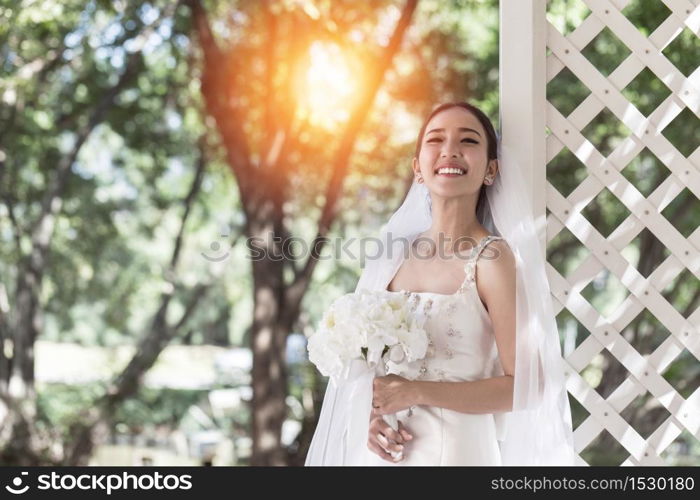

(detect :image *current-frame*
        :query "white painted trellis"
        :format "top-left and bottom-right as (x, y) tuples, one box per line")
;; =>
(500, 0), (699, 465)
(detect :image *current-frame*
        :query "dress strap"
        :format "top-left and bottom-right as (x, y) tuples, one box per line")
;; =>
(457, 235), (504, 292)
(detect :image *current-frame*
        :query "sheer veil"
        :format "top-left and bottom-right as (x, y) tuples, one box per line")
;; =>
(305, 136), (576, 465)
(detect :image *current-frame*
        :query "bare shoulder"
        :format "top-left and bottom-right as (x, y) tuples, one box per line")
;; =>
(481, 238), (515, 271)
(475, 238), (516, 301)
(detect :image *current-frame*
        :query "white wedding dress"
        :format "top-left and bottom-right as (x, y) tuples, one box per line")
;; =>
(372, 235), (507, 466)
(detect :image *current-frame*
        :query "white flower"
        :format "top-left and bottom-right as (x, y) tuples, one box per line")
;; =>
(307, 289), (429, 383)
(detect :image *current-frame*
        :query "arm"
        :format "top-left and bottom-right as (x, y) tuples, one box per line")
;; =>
(412, 376), (513, 413)
(373, 240), (517, 415)
(416, 239), (517, 413)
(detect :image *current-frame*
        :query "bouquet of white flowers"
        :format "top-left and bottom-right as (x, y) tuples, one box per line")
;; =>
(307, 289), (429, 459)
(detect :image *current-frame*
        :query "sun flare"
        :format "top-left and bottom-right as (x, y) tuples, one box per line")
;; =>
(296, 42), (359, 129)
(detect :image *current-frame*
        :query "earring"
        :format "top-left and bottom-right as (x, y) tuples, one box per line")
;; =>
(416, 174), (423, 183)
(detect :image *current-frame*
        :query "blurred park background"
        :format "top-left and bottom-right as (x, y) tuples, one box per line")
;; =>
(0, 0), (697, 466)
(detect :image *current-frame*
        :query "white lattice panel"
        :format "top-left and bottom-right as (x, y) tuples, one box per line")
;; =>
(543, 0), (700, 465)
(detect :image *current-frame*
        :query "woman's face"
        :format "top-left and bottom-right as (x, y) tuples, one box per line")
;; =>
(413, 107), (497, 198)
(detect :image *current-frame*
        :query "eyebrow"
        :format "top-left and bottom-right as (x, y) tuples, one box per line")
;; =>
(425, 127), (481, 137)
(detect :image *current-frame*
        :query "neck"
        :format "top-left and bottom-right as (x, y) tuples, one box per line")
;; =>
(421, 194), (487, 253)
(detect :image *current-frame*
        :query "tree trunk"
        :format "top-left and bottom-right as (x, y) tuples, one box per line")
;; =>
(248, 204), (291, 465)
(188, 0), (419, 465)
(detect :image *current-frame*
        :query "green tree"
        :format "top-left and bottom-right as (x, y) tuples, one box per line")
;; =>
(0, 0), (216, 464)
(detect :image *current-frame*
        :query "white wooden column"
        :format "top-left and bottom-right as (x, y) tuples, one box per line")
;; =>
(499, 0), (548, 256)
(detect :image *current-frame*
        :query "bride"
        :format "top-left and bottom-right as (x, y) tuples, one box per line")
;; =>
(305, 102), (576, 466)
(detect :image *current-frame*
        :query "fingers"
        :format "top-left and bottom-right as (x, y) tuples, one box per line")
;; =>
(368, 419), (405, 462)
(370, 416), (412, 444)
(367, 431), (404, 463)
(370, 419), (402, 445)
(398, 421), (414, 441)
(377, 432), (404, 454)
(381, 423), (407, 445)
(367, 439), (400, 463)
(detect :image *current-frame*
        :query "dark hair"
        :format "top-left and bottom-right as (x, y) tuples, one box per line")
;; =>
(414, 102), (499, 219)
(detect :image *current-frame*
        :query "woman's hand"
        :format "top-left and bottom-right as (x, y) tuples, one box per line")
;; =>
(367, 407), (413, 462)
(372, 374), (418, 415)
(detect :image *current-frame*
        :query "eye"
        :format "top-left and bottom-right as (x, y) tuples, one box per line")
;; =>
(462, 138), (478, 144)
(427, 138), (441, 143)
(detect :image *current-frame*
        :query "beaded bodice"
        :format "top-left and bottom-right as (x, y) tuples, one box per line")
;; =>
(384, 235), (505, 394)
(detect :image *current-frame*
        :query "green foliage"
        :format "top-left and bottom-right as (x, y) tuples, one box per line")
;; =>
(0, 1), (247, 346)
(2, 0), (695, 466)
(113, 387), (208, 431)
(36, 382), (208, 441)
(36, 382), (105, 434)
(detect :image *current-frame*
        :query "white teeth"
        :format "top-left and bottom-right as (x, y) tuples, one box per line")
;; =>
(436, 167), (465, 175)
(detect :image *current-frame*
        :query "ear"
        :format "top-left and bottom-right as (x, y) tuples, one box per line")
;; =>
(488, 159), (499, 178)
(412, 157), (420, 176)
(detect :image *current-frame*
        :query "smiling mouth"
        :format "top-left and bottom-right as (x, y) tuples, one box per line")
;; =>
(434, 166), (467, 177)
